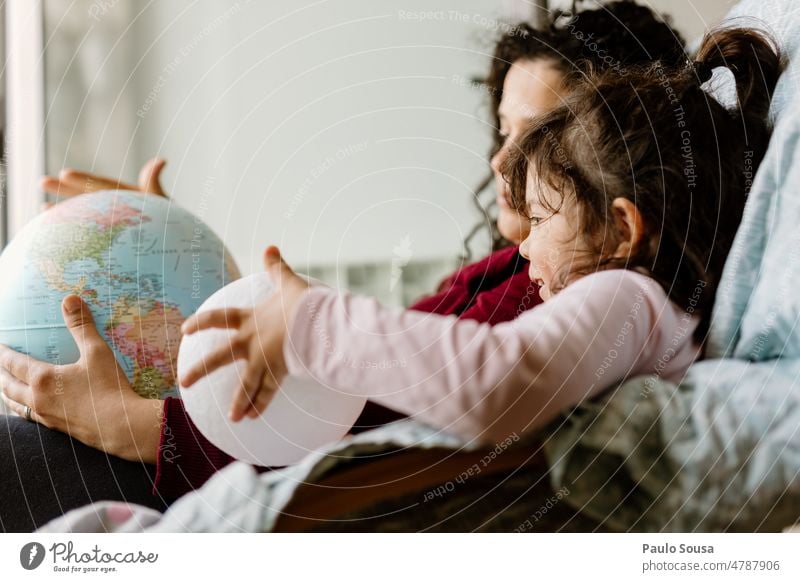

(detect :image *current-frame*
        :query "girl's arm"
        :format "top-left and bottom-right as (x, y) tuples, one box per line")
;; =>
(285, 269), (698, 443)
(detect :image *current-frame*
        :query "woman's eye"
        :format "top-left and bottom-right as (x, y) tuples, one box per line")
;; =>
(530, 216), (544, 225)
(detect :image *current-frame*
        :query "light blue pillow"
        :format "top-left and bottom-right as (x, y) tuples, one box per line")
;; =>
(705, 0), (800, 359)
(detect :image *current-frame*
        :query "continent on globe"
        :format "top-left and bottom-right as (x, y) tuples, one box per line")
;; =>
(106, 296), (184, 399)
(32, 200), (148, 293)
(0, 190), (239, 400)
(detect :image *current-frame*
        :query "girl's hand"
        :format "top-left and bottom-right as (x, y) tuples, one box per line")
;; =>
(0, 296), (163, 463)
(180, 246), (310, 421)
(40, 157), (168, 209)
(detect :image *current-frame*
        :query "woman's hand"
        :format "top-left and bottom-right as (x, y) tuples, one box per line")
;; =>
(40, 157), (168, 208)
(0, 296), (163, 463)
(180, 246), (310, 422)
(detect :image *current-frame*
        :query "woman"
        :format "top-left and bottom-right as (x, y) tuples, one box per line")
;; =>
(0, 1), (686, 531)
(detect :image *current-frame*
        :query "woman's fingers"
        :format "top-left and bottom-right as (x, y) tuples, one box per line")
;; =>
(180, 338), (247, 388)
(0, 344), (37, 383)
(138, 157), (168, 196)
(0, 368), (29, 404)
(0, 393), (40, 423)
(58, 169), (135, 191)
(40, 161), (167, 201)
(41, 170), (136, 197)
(40, 177), (80, 197)
(61, 295), (109, 360)
(0, 374), (43, 424)
(40, 176), (99, 197)
(181, 308), (244, 335)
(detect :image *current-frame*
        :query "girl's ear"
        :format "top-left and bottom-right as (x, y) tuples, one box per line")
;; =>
(610, 197), (645, 259)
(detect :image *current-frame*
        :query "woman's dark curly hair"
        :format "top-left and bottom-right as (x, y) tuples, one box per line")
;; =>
(466, 0), (687, 254)
(501, 27), (782, 341)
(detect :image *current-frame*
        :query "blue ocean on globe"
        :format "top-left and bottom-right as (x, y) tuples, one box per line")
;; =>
(0, 190), (240, 399)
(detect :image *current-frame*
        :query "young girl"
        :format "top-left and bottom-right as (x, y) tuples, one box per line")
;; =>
(181, 27), (781, 443)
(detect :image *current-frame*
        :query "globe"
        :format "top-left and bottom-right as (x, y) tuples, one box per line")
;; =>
(0, 190), (240, 399)
(178, 273), (367, 466)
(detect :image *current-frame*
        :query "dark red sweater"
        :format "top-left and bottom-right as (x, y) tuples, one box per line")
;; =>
(154, 246), (540, 500)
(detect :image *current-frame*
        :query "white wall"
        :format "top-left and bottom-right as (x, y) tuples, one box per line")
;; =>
(47, 0), (521, 278)
(642, 0), (738, 40)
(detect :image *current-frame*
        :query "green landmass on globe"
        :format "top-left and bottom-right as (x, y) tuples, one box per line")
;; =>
(0, 190), (240, 399)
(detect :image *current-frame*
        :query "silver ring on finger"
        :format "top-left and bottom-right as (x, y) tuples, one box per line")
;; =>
(24, 405), (33, 422)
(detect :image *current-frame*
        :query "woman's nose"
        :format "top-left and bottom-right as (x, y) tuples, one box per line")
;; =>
(490, 144), (507, 173)
(519, 235), (530, 260)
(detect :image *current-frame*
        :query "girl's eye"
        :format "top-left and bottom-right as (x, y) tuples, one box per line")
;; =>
(530, 216), (544, 226)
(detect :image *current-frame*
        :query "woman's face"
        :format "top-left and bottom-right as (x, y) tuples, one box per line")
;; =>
(491, 59), (566, 245)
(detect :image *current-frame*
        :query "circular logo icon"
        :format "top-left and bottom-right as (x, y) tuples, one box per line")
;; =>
(20, 542), (46, 570)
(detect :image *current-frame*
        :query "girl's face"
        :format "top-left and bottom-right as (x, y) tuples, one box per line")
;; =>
(518, 173), (585, 301)
(491, 59), (566, 245)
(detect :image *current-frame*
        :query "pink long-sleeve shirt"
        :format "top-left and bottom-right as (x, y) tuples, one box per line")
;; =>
(284, 269), (701, 444)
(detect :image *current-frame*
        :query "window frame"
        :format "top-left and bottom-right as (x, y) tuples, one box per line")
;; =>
(4, 0), (45, 245)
